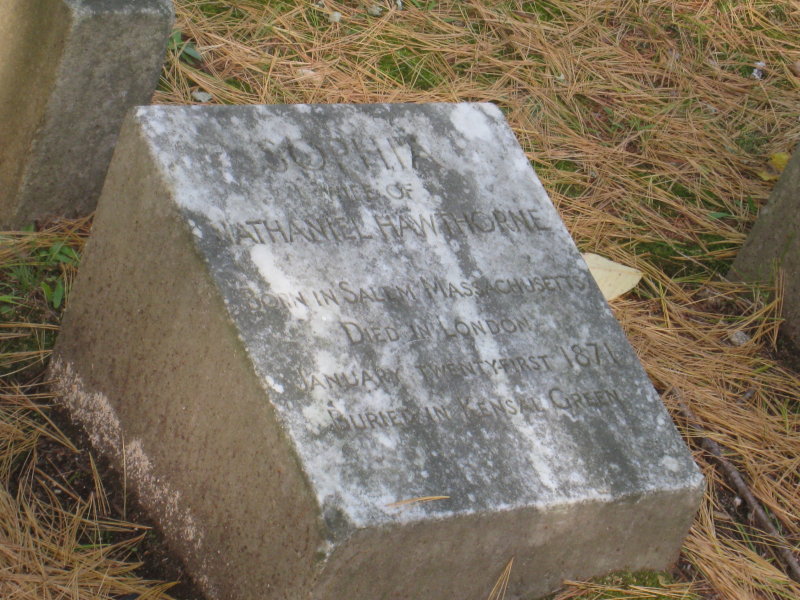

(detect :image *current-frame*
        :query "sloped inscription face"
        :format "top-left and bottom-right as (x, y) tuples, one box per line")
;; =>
(137, 104), (700, 531)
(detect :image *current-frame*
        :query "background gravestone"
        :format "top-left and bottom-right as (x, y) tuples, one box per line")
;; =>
(731, 144), (800, 345)
(0, 0), (173, 228)
(52, 103), (704, 600)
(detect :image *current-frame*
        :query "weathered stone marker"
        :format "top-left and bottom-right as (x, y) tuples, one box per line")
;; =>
(52, 104), (703, 600)
(731, 144), (800, 345)
(0, 0), (173, 227)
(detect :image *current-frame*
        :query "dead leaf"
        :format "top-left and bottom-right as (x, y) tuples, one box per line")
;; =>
(757, 152), (791, 181)
(769, 152), (790, 172)
(582, 253), (643, 300)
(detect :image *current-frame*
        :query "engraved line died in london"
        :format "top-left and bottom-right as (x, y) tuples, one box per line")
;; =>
(227, 208), (551, 246)
(340, 314), (532, 345)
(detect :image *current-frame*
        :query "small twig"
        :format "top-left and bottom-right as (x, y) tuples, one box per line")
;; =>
(34, 467), (82, 504)
(386, 495), (450, 508)
(121, 436), (127, 520)
(487, 557), (514, 600)
(672, 388), (800, 583)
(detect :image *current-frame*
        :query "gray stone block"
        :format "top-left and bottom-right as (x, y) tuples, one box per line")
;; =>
(52, 104), (703, 600)
(731, 144), (800, 344)
(0, 0), (173, 227)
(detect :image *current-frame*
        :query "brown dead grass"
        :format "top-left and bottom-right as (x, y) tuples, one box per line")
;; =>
(1, 220), (175, 599)
(2, 0), (799, 598)
(157, 0), (799, 274)
(0, 382), (174, 599)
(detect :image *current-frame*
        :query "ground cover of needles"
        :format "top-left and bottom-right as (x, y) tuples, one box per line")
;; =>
(1, 2), (799, 599)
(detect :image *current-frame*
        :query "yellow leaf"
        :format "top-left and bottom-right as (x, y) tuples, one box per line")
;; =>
(768, 152), (790, 173)
(582, 253), (643, 300)
(757, 169), (780, 182)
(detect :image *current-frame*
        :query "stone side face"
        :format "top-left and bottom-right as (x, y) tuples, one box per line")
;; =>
(315, 487), (702, 600)
(0, 1), (71, 223)
(51, 117), (324, 600)
(53, 104), (704, 600)
(731, 144), (800, 344)
(0, 0), (173, 227)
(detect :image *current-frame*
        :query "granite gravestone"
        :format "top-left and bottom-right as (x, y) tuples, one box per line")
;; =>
(731, 144), (800, 345)
(0, 0), (173, 227)
(52, 103), (703, 600)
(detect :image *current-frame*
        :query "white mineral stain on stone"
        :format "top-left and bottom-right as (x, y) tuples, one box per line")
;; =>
(217, 152), (236, 184)
(264, 375), (284, 394)
(661, 455), (681, 473)
(50, 359), (219, 598)
(249, 245), (308, 319)
(244, 279), (261, 298)
(301, 403), (330, 433)
(136, 106), (167, 135)
(309, 385), (328, 403)
(373, 430), (398, 449)
(516, 420), (567, 493)
(305, 315), (346, 359)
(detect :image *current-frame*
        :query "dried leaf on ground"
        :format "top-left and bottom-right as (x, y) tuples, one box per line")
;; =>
(582, 253), (643, 300)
